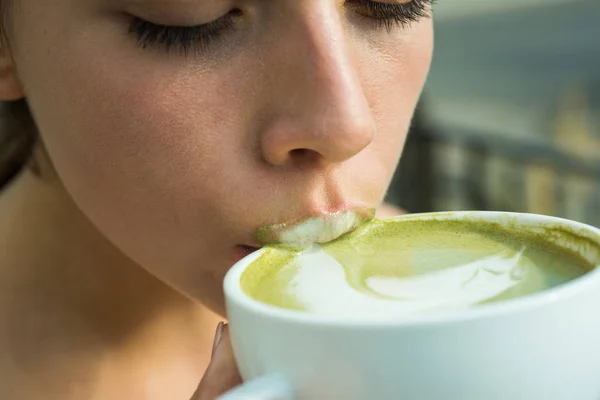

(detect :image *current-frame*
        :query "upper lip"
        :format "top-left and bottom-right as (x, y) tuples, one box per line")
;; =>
(253, 207), (375, 249)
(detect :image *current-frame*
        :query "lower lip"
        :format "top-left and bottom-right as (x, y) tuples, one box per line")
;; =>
(232, 245), (260, 264)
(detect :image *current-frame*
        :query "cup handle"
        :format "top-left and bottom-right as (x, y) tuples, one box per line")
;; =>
(217, 373), (294, 400)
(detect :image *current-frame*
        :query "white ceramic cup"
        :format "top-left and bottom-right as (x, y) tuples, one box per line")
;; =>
(219, 212), (600, 400)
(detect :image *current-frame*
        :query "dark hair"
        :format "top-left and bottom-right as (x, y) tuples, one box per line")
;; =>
(0, 100), (37, 187)
(0, 0), (37, 189)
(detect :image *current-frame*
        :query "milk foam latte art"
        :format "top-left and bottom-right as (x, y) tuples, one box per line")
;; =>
(241, 217), (591, 318)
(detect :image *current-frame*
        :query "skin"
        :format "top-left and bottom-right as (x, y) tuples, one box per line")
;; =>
(0, 0), (433, 399)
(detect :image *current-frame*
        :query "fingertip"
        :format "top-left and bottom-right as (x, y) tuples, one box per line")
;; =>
(193, 323), (242, 400)
(212, 322), (226, 358)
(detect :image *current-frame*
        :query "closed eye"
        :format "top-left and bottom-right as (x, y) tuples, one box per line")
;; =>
(128, 1), (434, 56)
(128, 9), (242, 55)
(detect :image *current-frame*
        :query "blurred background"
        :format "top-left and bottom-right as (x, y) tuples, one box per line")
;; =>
(387, 0), (600, 228)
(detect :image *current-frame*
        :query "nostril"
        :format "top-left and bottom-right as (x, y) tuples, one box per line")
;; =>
(289, 148), (319, 165)
(290, 148), (309, 158)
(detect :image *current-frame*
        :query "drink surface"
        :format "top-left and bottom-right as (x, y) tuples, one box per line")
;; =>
(241, 218), (593, 318)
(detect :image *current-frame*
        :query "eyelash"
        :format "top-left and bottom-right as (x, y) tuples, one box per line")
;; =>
(129, 0), (434, 55)
(129, 9), (241, 55)
(348, 0), (434, 31)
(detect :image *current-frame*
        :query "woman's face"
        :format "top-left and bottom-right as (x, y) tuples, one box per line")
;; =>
(9, 0), (433, 314)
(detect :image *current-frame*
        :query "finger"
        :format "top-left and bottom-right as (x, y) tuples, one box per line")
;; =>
(191, 323), (243, 400)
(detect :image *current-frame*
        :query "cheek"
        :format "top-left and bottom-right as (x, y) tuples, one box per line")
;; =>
(12, 2), (248, 221)
(35, 65), (227, 209)
(355, 20), (434, 189)
(367, 21), (433, 134)
(24, 54), (260, 307)
(18, 26), (257, 283)
(55, 76), (231, 195)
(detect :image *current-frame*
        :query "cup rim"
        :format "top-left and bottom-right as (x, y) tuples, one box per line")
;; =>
(224, 211), (600, 327)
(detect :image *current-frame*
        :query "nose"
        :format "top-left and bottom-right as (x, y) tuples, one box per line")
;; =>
(258, 6), (376, 167)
